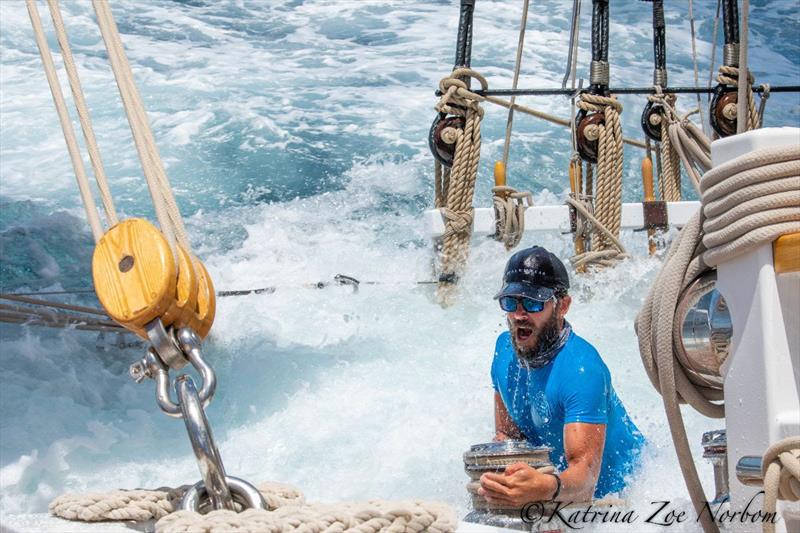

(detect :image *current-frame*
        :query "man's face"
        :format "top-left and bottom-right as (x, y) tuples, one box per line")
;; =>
(506, 295), (571, 365)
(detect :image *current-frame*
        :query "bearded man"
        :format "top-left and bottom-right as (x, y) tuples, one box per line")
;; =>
(478, 246), (645, 507)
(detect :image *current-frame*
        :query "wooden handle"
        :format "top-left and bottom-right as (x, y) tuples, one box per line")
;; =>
(92, 218), (176, 334)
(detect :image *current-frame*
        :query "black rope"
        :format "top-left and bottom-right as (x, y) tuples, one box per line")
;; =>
(722, 0), (739, 47)
(651, 0), (666, 73)
(591, 0), (609, 63)
(454, 0), (475, 70)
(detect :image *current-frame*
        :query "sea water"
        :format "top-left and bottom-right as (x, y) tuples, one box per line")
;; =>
(0, 1), (798, 531)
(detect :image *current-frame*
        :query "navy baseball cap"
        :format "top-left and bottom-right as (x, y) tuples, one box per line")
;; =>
(494, 246), (570, 301)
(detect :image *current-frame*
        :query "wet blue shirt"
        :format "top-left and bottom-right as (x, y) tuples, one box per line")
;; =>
(491, 330), (645, 497)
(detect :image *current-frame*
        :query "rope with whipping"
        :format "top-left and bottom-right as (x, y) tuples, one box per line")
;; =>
(636, 144), (800, 533)
(434, 68), (486, 306)
(50, 481), (456, 533)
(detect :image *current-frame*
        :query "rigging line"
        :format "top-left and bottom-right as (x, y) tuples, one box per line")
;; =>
(0, 293), (108, 316)
(706, 0), (722, 137)
(687, 0), (706, 132)
(468, 85), (796, 96)
(501, 0), (531, 169)
(561, 0), (582, 90)
(47, 0), (118, 226)
(737, 0), (750, 134)
(26, 0), (104, 243)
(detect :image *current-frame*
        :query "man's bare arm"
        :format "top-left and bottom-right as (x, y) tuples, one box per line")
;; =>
(556, 422), (606, 501)
(494, 392), (522, 441)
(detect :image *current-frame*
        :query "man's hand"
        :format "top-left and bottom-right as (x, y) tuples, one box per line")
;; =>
(477, 462), (557, 507)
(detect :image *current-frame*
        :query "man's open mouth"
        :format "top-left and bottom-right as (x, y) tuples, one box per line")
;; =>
(514, 326), (533, 342)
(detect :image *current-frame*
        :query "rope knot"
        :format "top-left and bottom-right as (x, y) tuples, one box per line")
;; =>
(441, 208), (473, 238)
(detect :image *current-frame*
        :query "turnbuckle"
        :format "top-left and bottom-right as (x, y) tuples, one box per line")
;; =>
(129, 320), (265, 513)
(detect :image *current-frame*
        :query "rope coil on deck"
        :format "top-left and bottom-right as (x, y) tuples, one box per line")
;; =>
(50, 482), (456, 533)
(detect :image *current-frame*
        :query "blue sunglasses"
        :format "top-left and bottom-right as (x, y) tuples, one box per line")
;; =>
(499, 295), (552, 313)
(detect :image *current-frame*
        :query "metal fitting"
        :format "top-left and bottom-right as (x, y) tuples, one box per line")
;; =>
(702, 429), (729, 504)
(590, 61), (610, 86)
(724, 43), (740, 67)
(653, 68), (668, 88)
(736, 456), (764, 486)
(181, 476), (267, 514)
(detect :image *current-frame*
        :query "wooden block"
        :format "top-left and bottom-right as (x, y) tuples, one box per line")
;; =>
(92, 219), (176, 335)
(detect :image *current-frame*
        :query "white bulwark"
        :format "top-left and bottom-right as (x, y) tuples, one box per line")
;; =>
(424, 201), (701, 237)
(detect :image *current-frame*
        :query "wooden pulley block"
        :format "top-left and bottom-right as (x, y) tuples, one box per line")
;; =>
(160, 244), (198, 330)
(189, 257), (216, 339)
(575, 111), (605, 164)
(710, 85), (738, 138)
(92, 218), (176, 337)
(428, 113), (466, 167)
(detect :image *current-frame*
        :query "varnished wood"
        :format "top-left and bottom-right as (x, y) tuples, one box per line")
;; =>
(191, 258), (216, 339)
(774, 232), (800, 274)
(92, 218), (176, 335)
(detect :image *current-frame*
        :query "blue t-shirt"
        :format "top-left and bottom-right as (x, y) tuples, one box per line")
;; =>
(491, 330), (645, 497)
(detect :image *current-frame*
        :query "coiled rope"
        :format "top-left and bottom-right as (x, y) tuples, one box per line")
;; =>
(434, 68), (486, 305)
(492, 186), (532, 251)
(636, 144), (800, 533)
(762, 437), (800, 533)
(50, 481), (456, 533)
(573, 93), (626, 268)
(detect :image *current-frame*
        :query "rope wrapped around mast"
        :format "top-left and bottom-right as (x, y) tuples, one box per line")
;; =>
(434, 68), (486, 305)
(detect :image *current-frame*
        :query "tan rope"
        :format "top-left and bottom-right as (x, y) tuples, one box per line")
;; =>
(650, 91), (710, 194)
(50, 482), (456, 533)
(575, 93), (625, 268)
(26, 0), (104, 242)
(492, 186), (532, 251)
(482, 94), (647, 150)
(46, 0), (118, 227)
(636, 144), (800, 533)
(717, 65), (760, 131)
(700, 145), (800, 266)
(762, 437), (800, 533)
(653, 94), (682, 202)
(92, 0), (190, 253)
(434, 68), (486, 305)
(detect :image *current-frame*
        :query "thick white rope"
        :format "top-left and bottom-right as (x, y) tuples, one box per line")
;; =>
(92, 0), (190, 253)
(762, 437), (800, 533)
(26, 0), (104, 242)
(636, 144), (800, 533)
(46, 0), (118, 227)
(50, 481), (456, 533)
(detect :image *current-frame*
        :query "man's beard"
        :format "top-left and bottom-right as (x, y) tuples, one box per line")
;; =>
(508, 305), (566, 369)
